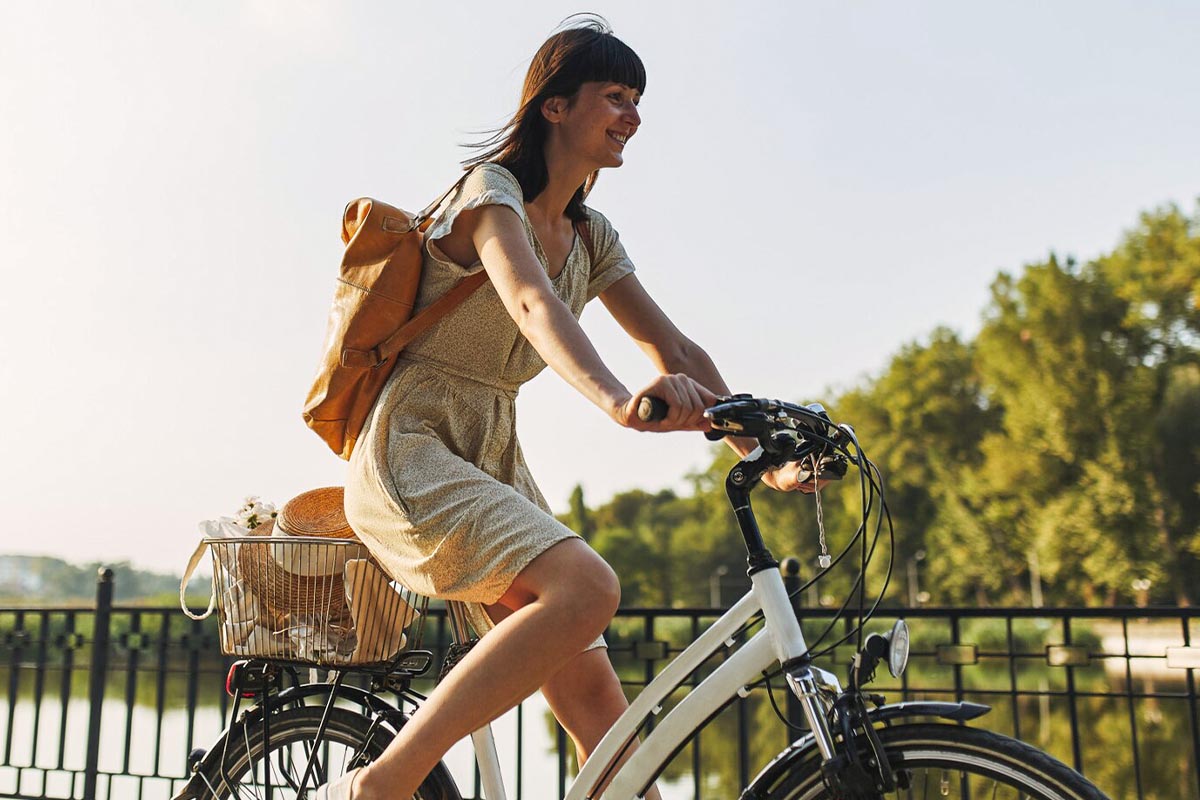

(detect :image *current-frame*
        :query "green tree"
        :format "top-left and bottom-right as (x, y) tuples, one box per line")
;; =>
(831, 328), (996, 604)
(1094, 203), (1200, 603)
(565, 483), (595, 539)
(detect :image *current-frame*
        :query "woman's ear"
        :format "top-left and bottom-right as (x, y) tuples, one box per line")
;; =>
(541, 95), (567, 123)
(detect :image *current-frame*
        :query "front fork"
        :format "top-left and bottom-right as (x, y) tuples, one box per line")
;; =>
(781, 658), (901, 798)
(747, 558), (844, 763)
(784, 664), (842, 759)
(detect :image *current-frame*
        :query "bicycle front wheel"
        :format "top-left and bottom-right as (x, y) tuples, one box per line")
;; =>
(192, 705), (460, 800)
(758, 723), (1109, 799)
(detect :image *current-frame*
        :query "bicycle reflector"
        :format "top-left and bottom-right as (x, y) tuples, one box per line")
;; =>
(887, 619), (910, 678)
(225, 660), (277, 698)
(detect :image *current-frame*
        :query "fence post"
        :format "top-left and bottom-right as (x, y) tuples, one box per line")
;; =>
(83, 567), (114, 800)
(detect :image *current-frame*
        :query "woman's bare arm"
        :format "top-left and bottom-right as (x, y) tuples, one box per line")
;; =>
(438, 203), (713, 431)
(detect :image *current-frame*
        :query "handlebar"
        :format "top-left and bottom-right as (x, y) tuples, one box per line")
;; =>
(636, 396), (669, 423)
(637, 393), (852, 479)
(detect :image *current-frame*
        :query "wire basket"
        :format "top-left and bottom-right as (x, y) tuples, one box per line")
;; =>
(205, 535), (428, 667)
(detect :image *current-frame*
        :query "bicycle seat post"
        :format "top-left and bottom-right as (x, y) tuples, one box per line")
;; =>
(443, 601), (508, 800)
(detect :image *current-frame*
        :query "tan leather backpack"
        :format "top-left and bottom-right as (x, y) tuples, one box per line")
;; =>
(302, 177), (593, 459)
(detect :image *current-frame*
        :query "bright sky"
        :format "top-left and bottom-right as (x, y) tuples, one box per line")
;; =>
(1, 2), (1197, 574)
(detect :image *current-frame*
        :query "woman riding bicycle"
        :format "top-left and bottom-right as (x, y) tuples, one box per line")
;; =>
(338, 17), (815, 800)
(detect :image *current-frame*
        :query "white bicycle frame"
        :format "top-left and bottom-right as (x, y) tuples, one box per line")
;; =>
(448, 565), (843, 800)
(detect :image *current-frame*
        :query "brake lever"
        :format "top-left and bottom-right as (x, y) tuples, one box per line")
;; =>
(793, 451), (849, 482)
(794, 402), (833, 436)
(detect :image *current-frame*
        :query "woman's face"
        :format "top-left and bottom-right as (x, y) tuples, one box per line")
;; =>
(552, 81), (642, 169)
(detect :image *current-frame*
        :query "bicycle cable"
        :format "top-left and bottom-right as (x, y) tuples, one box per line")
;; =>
(725, 442), (895, 674)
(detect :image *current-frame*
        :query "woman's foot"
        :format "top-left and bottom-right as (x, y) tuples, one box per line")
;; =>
(314, 766), (361, 800)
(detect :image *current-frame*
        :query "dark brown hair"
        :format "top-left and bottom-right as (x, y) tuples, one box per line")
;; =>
(463, 15), (646, 222)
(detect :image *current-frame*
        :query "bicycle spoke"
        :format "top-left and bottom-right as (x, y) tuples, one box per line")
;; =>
(241, 721), (260, 800)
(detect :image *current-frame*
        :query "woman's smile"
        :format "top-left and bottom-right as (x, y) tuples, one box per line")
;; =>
(607, 130), (630, 148)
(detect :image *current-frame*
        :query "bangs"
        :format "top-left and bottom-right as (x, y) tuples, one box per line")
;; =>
(539, 22), (647, 97)
(577, 33), (646, 94)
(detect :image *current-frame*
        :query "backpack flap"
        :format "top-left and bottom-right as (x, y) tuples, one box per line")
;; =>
(303, 197), (426, 459)
(302, 174), (489, 459)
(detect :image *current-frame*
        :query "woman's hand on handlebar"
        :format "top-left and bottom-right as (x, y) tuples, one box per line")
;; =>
(761, 460), (834, 494)
(612, 374), (716, 432)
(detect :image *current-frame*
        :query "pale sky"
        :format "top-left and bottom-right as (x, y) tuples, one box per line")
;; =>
(1, 2), (1197, 574)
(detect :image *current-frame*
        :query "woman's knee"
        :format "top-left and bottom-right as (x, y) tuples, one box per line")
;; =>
(579, 556), (621, 620)
(503, 540), (621, 622)
(558, 541), (619, 613)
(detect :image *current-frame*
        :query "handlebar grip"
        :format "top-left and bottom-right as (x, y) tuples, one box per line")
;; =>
(637, 396), (669, 422)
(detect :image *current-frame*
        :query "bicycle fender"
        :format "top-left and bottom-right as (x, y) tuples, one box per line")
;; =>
(738, 701), (991, 800)
(169, 686), (411, 800)
(866, 700), (990, 724)
(271, 682), (412, 727)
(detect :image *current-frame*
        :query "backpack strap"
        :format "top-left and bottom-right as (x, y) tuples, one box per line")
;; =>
(341, 270), (489, 368)
(414, 172), (472, 228)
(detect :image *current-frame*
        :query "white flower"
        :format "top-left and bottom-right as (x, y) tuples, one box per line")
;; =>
(199, 496), (277, 533)
(231, 497), (278, 530)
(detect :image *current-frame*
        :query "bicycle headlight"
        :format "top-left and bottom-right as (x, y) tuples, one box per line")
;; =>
(887, 619), (910, 678)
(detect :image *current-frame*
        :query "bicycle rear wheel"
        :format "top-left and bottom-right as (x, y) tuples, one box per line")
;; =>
(758, 723), (1108, 799)
(193, 705), (460, 800)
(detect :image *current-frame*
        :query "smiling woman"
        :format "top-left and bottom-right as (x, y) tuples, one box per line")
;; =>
(330, 15), (814, 800)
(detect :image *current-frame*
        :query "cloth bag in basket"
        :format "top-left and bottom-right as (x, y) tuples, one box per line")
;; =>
(180, 487), (419, 664)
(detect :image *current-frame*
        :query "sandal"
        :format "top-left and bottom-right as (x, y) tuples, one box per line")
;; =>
(314, 767), (361, 800)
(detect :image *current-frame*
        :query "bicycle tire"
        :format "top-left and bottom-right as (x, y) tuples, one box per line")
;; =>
(756, 723), (1109, 799)
(192, 705), (461, 800)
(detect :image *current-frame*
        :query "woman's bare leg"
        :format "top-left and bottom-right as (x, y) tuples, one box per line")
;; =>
(540, 649), (662, 800)
(351, 539), (619, 800)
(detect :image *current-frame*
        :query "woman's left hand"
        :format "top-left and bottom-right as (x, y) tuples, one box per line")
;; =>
(760, 461), (833, 494)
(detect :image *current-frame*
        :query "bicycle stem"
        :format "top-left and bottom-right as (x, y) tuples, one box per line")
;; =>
(725, 447), (779, 573)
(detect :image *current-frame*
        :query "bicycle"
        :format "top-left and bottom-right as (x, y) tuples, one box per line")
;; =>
(173, 395), (1110, 799)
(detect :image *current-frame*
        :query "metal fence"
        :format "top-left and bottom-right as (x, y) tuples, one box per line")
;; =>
(2, 568), (1198, 800)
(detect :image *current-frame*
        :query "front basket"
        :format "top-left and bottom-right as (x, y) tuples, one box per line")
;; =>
(204, 536), (428, 667)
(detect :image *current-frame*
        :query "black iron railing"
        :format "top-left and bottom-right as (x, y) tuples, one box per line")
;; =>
(1, 569), (1197, 799)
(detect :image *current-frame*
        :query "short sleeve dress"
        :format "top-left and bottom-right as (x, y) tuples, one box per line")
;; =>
(343, 163), (635, 643)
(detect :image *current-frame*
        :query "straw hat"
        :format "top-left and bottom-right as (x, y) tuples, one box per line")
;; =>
(275, 486), (359, 540)
(269, 487), (370, 577)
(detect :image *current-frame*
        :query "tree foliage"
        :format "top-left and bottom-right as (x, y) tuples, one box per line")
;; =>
(0, 555), (208, 604)
(576, 201), (1200, 607)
